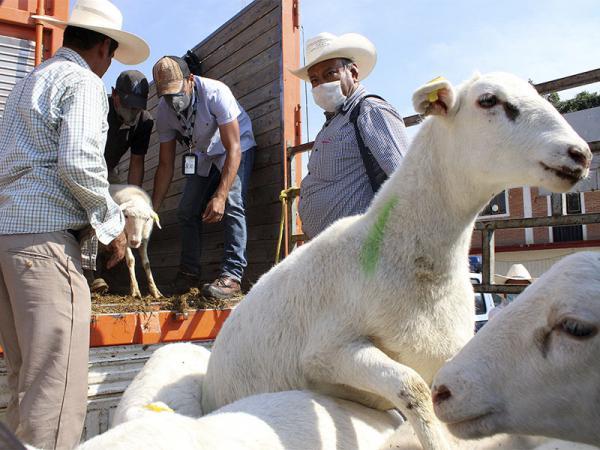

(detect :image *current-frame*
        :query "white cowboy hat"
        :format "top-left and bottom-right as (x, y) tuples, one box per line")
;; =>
(494, 264), (536, 284)
(290, 32), (377, 82)
(32, 0), (149, 65)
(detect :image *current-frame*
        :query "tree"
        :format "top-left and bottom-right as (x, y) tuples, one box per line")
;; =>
(546, 91), (600, 113)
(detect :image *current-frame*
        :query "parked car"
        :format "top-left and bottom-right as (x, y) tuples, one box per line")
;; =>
(470, 273), (501, 332)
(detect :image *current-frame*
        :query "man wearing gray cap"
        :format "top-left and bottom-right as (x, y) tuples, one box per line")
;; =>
(152, 55), (256, 299)
(105, 70), (154, 186)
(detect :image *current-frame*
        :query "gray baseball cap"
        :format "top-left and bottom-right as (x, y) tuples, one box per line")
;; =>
(115, 70), (149, 109)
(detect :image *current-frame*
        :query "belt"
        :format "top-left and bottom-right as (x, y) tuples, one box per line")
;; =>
(67, 229), (80, 241)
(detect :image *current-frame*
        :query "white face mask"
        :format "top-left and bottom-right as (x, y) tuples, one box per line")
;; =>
(312, 81), (346, 112)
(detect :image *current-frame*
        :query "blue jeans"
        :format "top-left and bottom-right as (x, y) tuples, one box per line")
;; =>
(177, 148), (255, 282)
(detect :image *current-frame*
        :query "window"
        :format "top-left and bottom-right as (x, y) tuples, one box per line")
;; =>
(553, 193), (583, 242)
(480, 191), (508, 217)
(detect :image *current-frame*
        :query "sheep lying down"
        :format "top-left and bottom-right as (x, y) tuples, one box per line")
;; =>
(21, 391), (596, 450)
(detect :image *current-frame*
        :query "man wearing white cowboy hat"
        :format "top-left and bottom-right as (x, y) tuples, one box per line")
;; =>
(290, 32), (409, 239)
(489, 264), (535, 320)
(0, 1), (148, 448)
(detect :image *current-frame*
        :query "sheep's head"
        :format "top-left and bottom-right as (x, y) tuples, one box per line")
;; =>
(431, 252), (600, 445)
(413, 72), (591, 196)
(120, 201), (160, 248)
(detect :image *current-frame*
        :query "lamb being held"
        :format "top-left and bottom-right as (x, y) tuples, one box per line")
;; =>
(109, 184), (162, 298)
(201, 72), (592, 450)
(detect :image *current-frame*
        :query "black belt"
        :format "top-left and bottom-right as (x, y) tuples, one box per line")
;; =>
(67, 229), (80, 241)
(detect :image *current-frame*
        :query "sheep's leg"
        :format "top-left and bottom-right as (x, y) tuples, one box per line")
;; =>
(140, 239), (162, 299)
(125, 247), (142, 298)
(302, 337), (451, 450)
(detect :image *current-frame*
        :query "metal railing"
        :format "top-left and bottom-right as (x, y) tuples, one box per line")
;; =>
(474, 213), (600, 294)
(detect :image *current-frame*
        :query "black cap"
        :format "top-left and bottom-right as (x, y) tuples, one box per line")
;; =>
(115, 70), (149, 109)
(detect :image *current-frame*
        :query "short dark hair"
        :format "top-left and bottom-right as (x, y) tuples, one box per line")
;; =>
(63, 26), (119, 54)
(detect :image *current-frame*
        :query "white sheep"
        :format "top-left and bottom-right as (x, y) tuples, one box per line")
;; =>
(201, 72), (592, 450)
(111, 342), (210, 427)
(432, 251), (600, 447)
(54, 391), (401, 450)
(109, 184), (162, 298)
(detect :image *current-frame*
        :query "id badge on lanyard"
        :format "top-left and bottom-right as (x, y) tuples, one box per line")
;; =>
(182, 145), (197, 176)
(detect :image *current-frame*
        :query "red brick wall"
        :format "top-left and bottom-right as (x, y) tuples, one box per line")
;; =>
(584, 191), (600, 239)
(531, 187), (551, 244)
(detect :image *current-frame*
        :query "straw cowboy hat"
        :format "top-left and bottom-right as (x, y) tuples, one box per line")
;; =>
(290, 32), (377, 82)
(32, 0), (149, 65)
(494, 264), (536, 284)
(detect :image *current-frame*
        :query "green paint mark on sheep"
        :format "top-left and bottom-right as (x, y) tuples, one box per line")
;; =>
(360, 195), (399, 276)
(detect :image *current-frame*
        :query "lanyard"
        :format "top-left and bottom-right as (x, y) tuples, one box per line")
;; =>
(176, 81), (199, 152)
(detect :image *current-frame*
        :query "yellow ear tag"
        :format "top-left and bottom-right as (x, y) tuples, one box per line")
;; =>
(425, 76), (446, 103)
(427, 90), (439, 103)
(143, 402), (174, 413)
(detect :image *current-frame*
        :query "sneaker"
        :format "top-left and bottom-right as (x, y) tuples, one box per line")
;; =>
(170, 271), (200, 294)
(202, 275), (241, 299)
(90, 278), (109, 295)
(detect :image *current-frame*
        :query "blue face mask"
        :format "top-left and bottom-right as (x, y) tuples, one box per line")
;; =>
(165, 91), (192, 114)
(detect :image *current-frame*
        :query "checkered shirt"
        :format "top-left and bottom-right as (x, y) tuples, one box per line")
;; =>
(0, 47), (124, 269)
(298, 85), (409, 239)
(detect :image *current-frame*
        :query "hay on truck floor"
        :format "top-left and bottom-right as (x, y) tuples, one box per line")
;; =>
(91, 288), (242, 314)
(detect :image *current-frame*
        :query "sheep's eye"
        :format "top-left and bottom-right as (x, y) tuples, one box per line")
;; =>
(560, 318), (597, 339)
(478, 94), (498, 108)
(124, 214), (129, 219)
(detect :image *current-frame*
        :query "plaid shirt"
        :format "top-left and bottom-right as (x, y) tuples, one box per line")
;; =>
(0, 47), (124, 269)
(299, 85), (409, 239)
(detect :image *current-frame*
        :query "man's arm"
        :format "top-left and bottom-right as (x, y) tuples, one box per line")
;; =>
(152, 139), (177, 211)
(57, 79), (125, 257)
(202, 119), (241, 223)
(128, 154), (145, 186)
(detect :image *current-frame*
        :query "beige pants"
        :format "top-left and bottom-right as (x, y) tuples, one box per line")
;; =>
(0, 231), (90, 450)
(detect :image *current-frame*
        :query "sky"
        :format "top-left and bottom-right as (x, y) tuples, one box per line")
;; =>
(97, 0), (600, 142)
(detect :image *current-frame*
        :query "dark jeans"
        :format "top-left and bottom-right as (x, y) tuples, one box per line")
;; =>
(177, 148), (255, 282)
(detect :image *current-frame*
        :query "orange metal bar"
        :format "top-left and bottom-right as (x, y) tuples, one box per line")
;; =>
(1, 308), (231, 354)
(281, 0), (301, 258)
(89, 309), (232, 347)
(34, 0), (45, 66)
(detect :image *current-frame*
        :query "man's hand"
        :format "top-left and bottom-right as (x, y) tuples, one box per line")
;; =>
(202, 195), (226, 223)
(106, 231), (128, 269)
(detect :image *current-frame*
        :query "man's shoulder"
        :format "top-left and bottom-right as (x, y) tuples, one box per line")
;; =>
(139, 109), (154, 125)
(136, 109), (154, 132)
(198, 76), (233, 97)
(358, 92), (392, 111)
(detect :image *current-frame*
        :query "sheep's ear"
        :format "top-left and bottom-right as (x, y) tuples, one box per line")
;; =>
(412, 76), (456, 116)
(151, 212), (162, 229)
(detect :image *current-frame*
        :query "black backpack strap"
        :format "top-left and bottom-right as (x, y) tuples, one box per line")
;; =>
(349, 94), (388, 193)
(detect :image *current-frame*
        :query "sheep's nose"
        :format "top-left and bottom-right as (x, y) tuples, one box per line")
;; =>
(432, 385), (452, 405)
(567, 145), (592, 169)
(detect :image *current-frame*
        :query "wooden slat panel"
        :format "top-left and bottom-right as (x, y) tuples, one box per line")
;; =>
(191, 0), (279, 59)
(200, 7), (280, 74)
(203, 25), (281, 80)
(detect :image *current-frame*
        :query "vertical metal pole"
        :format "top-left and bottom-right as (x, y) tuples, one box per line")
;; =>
(481, 226), (495, 285)
(34, 0), (45, 66)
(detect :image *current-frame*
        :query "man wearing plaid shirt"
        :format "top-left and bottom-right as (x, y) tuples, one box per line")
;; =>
(0, 0), (148, 447)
